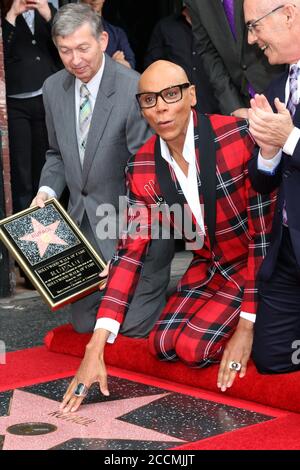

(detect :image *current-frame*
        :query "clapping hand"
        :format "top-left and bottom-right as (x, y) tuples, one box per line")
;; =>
(249, 94), (294, 158)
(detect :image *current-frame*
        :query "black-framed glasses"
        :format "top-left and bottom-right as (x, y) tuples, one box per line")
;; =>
(246, 4), (284, 33)
(136, 83), (191, 109)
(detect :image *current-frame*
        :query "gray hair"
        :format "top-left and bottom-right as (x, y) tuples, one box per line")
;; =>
(52, 3), (103, 44)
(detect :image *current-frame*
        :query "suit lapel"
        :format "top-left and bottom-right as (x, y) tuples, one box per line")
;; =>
(274, 70), (300, 121)
(271, 71), (287, 105)
(82, 55), (115, 187)
(154, 138), (186, 209)
(18, 13), (34, 37)
(33, 10), (40, 36)
(268, 70), (300, 129)
(62, 73), (83, 177)
(294, 103), (300, 124)
(234, 0), (246, 61)
(196, 114), (217, 248)
(154, 137), (198, 242)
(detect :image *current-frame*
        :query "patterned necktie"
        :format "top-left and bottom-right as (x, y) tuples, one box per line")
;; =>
(282, 65), (300, 226)
(23, 10), (35, 35)
(223, 0), (236, 40)
(287, 64), (300, 117)
(79, 84), (92, 166)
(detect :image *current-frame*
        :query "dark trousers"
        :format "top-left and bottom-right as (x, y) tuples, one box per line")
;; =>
(7, 95), (48, 213)
(252, 227), (300, 373)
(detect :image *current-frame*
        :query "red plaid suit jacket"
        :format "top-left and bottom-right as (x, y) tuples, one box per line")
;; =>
(96, 111), (276, 324)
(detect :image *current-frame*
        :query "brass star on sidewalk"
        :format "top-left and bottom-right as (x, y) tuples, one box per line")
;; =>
(0, 390), (185, 450)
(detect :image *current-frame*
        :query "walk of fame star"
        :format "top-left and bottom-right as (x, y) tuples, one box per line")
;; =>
(0, 390), (185, 450)
(20, 218), (68, 258)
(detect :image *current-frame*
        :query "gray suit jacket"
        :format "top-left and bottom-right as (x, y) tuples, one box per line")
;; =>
(40, 55), (152, 262)
(186, 0), (285, 114)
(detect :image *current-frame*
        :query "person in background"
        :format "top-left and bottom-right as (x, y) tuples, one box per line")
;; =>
(81, 0), (135, 68)
(1, 0), (62, 288)
(245, 0), (300, 374)
(185, 0), (285, 117)
(144, 1), (219, 114)
(1, 0), (62, 214)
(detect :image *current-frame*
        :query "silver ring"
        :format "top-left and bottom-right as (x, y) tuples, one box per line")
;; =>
(229, 361), (241, 371)
(73, 383), (89, 397)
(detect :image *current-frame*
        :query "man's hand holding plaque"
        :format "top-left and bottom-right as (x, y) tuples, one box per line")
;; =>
(31, 191), (51, 208)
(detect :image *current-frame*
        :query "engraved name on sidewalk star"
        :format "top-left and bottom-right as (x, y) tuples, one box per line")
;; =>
(19, 218), (68, 258)
(0, 390), (185, 450)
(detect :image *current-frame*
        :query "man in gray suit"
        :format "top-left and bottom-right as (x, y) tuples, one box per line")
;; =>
(185, 0), (285, 117)
(32, 3), (174, 335)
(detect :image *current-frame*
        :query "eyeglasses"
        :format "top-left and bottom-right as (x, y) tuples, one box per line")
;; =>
(136, 83), (191, 109)
(246, 5), (284, 33)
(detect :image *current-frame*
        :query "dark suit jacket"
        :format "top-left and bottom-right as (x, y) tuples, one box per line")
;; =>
(144, 12), (219, 114)
(2, 4), (62, 95)
(248, 71), (300, 278)
(186, 0), (285, 114)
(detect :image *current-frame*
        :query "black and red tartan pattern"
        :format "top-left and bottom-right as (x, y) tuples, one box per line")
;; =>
(96, 112), (276, 365)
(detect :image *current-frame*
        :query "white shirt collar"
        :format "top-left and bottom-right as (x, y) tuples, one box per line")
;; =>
(160, 111), (195, 165)
(75, 54), (105, 101)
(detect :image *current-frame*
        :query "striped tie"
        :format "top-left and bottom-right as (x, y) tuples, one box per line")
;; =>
(79, 84), (92, 166)
(287, 65), (299, 117)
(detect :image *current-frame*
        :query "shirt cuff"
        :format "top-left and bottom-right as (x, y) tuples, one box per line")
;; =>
(257, 150), (282, 174)
(283, 127), (300, 155)
(94, 318), (120, 344)
(240, 311), (256, 323)
(38, 186), (57, 198)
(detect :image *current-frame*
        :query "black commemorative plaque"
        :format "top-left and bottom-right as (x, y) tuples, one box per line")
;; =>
(0, 199), (106, 310)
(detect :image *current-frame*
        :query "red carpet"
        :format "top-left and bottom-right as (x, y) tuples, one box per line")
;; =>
(45, 324), (300, 414)
(1, 342), (300, 450)
(0, 347), (80, 392)
(174, 414), (300, 450)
